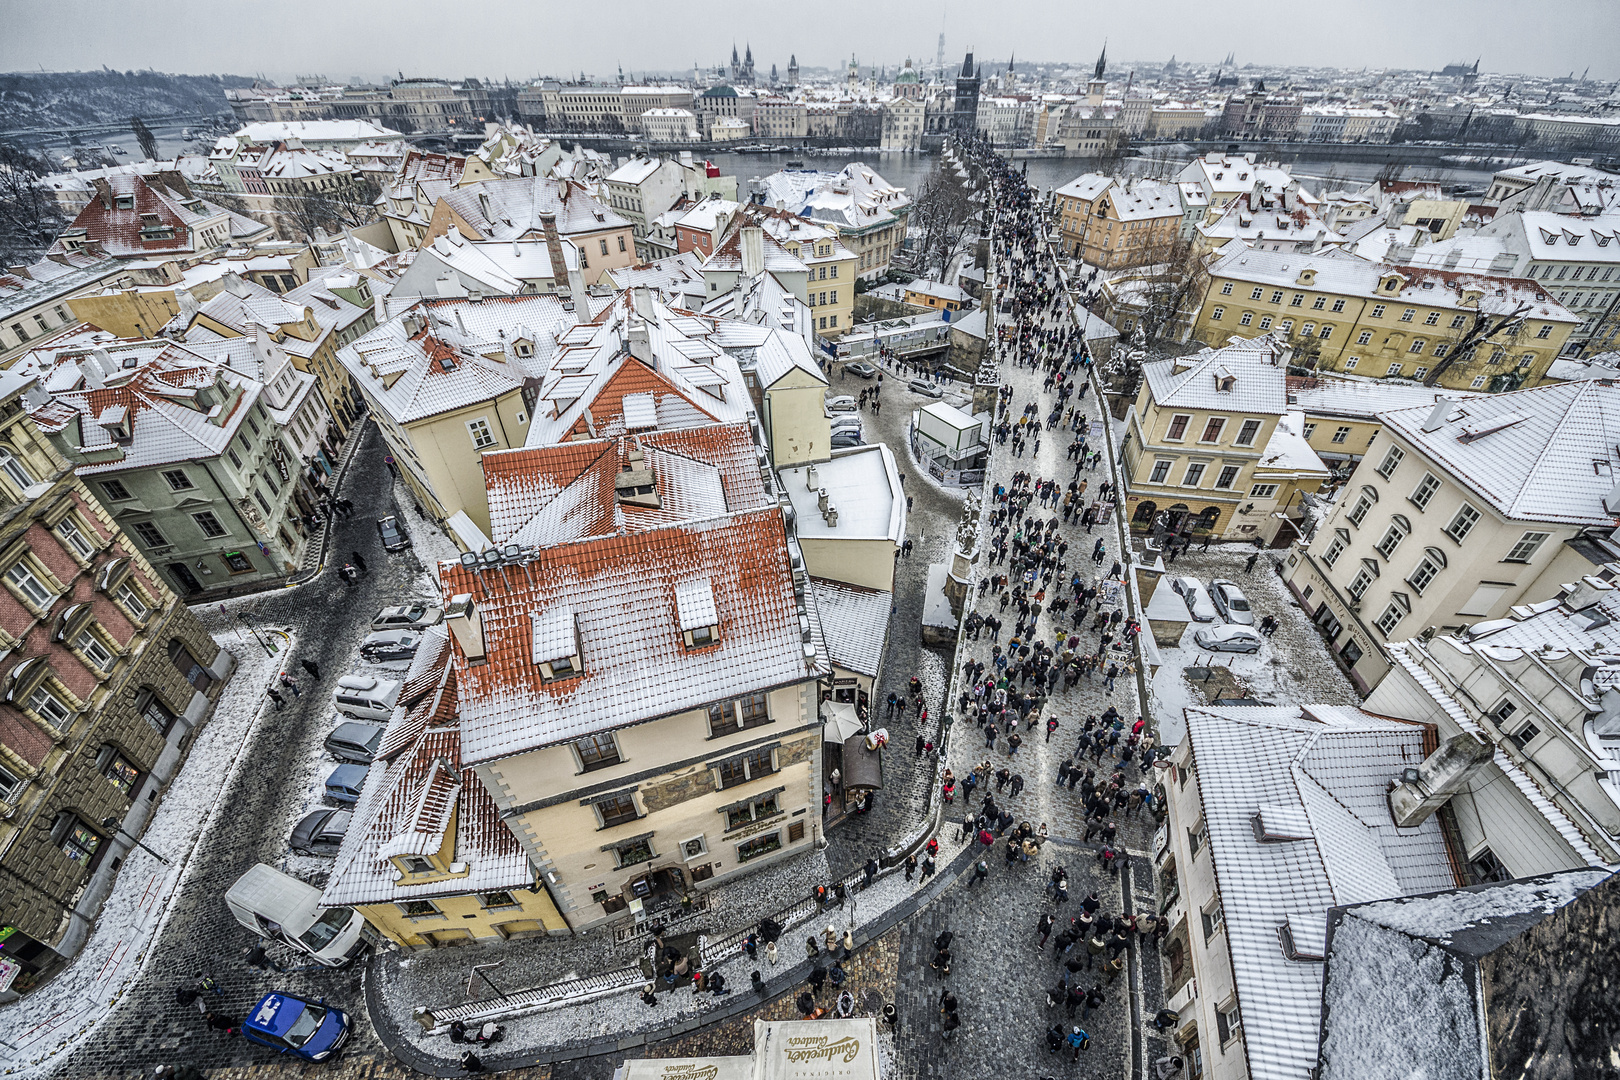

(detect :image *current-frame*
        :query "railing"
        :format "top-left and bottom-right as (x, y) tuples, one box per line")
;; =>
(421, 964), (646, 1032)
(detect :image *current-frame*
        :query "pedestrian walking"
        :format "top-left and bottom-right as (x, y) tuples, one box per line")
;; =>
(266, 687), (285, 711)
(767, 941), (779, 965)
(278, 671), (300, 697)
(243, 944), (282, 973)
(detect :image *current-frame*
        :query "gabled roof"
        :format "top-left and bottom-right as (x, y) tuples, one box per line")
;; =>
(809, 578), (890, 677)
(1141, 336), (1290, 415)
(481, 421), (769, 545)
(50, 173), (268, 258)
(442, 507), (826, 766)
(21, 342), (262, 474)
(1182, 704), (1455, 1080)
(437, 176), (629, 242)
(341, 294), (588, 425)
(1377, 380), (1620, 525)
(319, 656), (534, 907)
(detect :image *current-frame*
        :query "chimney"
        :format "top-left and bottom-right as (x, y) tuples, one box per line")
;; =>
(825, 503), (838, 527)
(631, 284), (655, 321)
(444, 593), (487, 665)
(806, 463), (819, 490)
(1420, 397), (1455, 432)
(741, 225), (765, 279)
(478, 190), (492, 222)
(93, 347), (118, 377)
(1562, 575), (1615, 612)
(1388, 732), (1494, 827)
(92, 177), (113, 210)
(539, 211), (569, 285)
(817, 487), (829, 513)
(79, 356), (106, 389)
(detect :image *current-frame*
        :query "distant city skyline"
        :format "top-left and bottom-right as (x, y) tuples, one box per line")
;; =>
(2, 0), (1617, 83)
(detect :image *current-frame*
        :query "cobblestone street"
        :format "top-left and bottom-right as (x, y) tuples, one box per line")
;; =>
(53, 425), (443, 1078)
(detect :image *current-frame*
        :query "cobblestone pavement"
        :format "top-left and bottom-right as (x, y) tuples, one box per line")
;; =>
(822, 363), (962, 879)
(53, 424), (440, 1078)
(906, 218), (1169, 1079)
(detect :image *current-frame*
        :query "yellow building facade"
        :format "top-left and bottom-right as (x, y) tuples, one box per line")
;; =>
(1191, 249), (1579, 392)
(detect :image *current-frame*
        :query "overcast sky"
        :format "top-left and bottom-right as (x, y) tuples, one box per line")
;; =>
(3, 0), (1616, 84)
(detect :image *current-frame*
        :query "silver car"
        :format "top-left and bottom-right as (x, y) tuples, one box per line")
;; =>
(1171, 576), (1218, 622)
(1193, 625), (1262, 654)
(1209, 579), (1255, 625)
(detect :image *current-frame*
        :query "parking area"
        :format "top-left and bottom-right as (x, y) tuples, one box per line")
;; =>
(1146, 545), (1362, 744)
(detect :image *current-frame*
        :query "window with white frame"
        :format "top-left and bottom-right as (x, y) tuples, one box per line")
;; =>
(74, 629), (115, 671)
(55, 516), (96, 559)
(1410, 474), (1442, 510)
(1375, 601), (1405, 636)
(0, 762), (21, 802)
(1149, 460), (1173, 484)
(0, 451), (35, 490)
(1503, 531), (1550, 563)
(1348, 567), (1374, 600)
(466, 417), (497, 449)
(1387, 363), (1403, 376)
(1235, 419), (1262, 446)
(1183, 462), (1206, 487)
(28, 684), (72, 728)
(1249, 483), (1278, 499)
(1322, 536), (1346, 568)
(1445, 504), (1481, 543)
(1375, 446), (1404, 479)
(6, 560), (54, 608)
(1201, 899), (1224, 941)
(1331, 426), (1351, 444)
(1408, 556), (1441, 594)
(1347, 496), (1372, 527)
(1375, 520), (1407, 559)
(1217, 1000), (1243, 1045)
(1214, 465), (1240, 490)
(115, 580), (150, 620)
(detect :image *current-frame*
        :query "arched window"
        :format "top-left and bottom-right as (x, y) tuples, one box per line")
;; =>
(1198, 506), (1221, 531)
(1133, 501), (1158, 524)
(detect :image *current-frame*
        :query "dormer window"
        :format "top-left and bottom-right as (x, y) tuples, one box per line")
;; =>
(114, 195), (135, 210)
(676, 578), (720, 649)
(532, 608), (582, 682)
(513, 339), (534, 358)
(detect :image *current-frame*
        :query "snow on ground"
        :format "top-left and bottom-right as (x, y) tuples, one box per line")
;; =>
(388, 478), (463, 570)
(1144, 545), (1360, 745)
(0, 630), (286, 1077)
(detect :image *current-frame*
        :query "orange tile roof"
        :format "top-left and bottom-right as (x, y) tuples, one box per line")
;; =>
(441, 507), (823, 765)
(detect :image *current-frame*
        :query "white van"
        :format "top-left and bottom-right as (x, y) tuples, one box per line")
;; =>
(225, 864), (374, 967)
(332, 674), (401, 721)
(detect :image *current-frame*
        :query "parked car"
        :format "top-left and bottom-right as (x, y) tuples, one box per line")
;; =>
(375, 516), (409, 552)
(241, 992), (352, 1062)
(290, 809), (352, 856)
(824, 395), (858, 414)
(359, 630), (419, 663)
(1209, 579), (1255, 625)
(830, 432), (863, 449)
(225, 864), (370, 966)
(325, 721), (385, 764)
(1171, 576), (1218, 622)
(1193, 625), (1263, 654)
(370, 603), (442, 632)
(907, 379), (945, 398)
(829, 415), (863, 433)
(844, 360), (877, 379)
(324, 764), (367, 805)
(332, 675), (400, 721)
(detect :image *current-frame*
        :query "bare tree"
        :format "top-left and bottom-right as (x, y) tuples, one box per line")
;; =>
(279, 178), (382, 243)
(910, 161), (977, 280)
(1423, 302), (1532, 387)
(0, 142), (65, 265)
(1132, 234), (1205, 348)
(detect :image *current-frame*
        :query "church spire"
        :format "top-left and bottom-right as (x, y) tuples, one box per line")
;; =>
(1094, 42), (1107, 82)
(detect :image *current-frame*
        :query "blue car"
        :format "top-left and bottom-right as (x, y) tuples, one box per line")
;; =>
(324, 763), (367, 805)
(242, 992), (351, 1062)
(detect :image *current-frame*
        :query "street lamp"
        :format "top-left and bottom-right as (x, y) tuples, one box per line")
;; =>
(101, 815), (170, 865)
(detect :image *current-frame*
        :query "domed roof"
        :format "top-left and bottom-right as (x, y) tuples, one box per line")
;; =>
(895, 60), (919, 84)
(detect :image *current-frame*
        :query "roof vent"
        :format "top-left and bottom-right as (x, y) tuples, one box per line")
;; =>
(1419, 398), (1456, 432)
